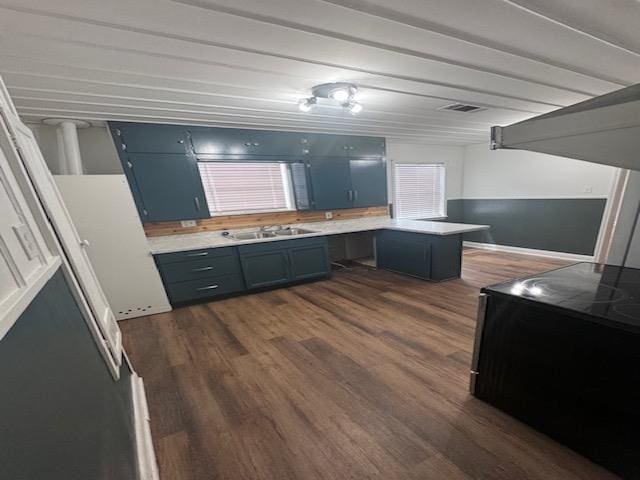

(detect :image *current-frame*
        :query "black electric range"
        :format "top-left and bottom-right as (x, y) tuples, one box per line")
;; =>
(471, 262), (640, 479)
(483, 262), (640, 333)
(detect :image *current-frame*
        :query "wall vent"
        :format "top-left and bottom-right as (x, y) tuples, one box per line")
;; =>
(438, 103), (486, 113)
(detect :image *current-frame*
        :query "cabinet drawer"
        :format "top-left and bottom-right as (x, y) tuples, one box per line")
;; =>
(165, 274), (245, 304)
(155, 247), (237, 265)
(158, 255), (241, 283)
(238, 237), (327, 255)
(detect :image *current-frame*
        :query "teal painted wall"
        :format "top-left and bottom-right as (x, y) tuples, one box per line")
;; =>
(0, 270), (137, 480)
(444, 198), (606, 255)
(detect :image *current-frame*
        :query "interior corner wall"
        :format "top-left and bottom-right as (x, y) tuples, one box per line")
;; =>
(385, 142), (465, 214)
(28, 123), (123, 175)
(456, 143), (617, 255)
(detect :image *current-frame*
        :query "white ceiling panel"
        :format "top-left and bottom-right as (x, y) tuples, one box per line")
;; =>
(0, 0), (635, 145)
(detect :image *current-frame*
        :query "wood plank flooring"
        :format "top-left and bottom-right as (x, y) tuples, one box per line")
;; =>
(121, 249), (620, 480)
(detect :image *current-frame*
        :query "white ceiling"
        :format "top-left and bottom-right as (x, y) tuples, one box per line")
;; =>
(0, 0), (638, 145)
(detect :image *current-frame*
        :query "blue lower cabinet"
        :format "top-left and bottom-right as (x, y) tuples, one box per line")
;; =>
(165, 274), (245, 304)
(239, 237), (331, 290)
(377, 230), (431, 280)
(289, 244), (330, 281)
(157, 255), (242, 283)
(240, 250), (291, 289)
(155, 248), (246, 304)
(156, 237), (331, 305)
(376, 230), (462, 281)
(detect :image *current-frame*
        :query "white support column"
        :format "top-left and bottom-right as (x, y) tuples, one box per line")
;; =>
(43, 118), (90, 175)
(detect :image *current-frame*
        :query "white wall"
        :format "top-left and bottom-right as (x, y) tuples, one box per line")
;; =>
(30, 124), (122, 175)
(386, 142), (465, 200)
(462, 143), (617, 199)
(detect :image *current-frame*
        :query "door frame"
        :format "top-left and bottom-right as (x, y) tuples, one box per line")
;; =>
(594, 168), (628, 263)
(0, 82), (121, 379)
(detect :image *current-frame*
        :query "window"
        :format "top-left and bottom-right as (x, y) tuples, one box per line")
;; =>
(198, 162), (294, 215)
(393, 163), (445, 219)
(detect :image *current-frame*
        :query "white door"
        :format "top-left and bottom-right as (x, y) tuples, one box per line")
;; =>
(0, 78), (122, 374)
(0, 119), (60, 339)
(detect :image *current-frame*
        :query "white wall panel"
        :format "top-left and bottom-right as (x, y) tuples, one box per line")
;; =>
(462, 143), (617, 199)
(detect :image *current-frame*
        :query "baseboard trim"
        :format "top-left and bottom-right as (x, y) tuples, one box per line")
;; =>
(131, 374), (160, 480)
(463, 241), (594, 262)
(116, 304), (172, 321)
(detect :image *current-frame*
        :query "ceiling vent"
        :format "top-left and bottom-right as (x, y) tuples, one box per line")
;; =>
(438, 103), (486, 113)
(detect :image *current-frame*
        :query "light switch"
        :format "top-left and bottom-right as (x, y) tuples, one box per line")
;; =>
(325, 211), (333, 220)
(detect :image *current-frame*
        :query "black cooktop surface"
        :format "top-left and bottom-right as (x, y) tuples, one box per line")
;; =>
(483, 262), (640, 330)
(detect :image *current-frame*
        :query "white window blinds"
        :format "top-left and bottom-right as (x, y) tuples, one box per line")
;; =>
(197, 162), (293, 215)
(393, 163), (446, 219)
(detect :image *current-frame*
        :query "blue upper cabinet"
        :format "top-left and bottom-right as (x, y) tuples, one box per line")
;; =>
(349, 159), (387, 207)
(110, 122), (189, 154)
(108, 121), (387, 221)
(307, 134), (385, 158)
(308, 158), (353, 210)
(124, 153), (209, 222)
(306, 157), (387, 210)
(189, 127), (310, 158)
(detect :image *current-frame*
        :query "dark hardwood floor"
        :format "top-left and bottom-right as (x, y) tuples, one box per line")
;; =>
(121, 249), (619, 480)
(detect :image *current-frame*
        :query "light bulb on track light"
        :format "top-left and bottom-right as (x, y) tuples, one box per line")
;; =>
(347, 101), (363, 115)
(329, 87), (351, 103)
(298, 97), (316, 112)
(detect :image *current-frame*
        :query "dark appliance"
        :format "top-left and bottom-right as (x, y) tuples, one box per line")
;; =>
(471, 262), (640, 479)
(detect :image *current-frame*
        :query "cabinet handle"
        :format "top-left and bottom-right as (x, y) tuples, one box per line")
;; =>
(253, 142), (260, 147)
(353, 190), (358, 201)
(186, 252), (209, 257)
(194, 197), (201, 211)
(178, 139), (185, 144)
(196, 284), (219, 291)
(244, 141), (252, 146)
(191, 266), (213, 272)
(347, 190), (354, 202)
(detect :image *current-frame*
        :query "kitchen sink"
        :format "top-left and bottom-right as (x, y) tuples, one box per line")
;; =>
(231, 231), (278, 240)
(273, 228), (316, 236)
(230, 227), (316, 240)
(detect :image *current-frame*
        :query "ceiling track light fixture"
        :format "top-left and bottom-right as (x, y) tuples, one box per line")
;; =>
(298, 82), (363, 115)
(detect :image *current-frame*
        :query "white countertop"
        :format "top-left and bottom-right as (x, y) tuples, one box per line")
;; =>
(148, 217), (489, 254)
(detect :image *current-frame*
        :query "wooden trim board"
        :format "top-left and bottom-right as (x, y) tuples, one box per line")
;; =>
(144, 206), (389, 237)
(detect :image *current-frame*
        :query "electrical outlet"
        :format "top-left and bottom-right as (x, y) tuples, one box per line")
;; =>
(325, 211), (333, 220)
(180, 220), (197, 228)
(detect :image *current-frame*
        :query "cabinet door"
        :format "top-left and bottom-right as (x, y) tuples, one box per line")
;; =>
(240, 250), (291, 289)
(126, 154), (209, 222)
(349, 159), (387, 207)
(111, 123), (189, 154)
(249, 131), (308, 157)
(308, 158), (352, 210)
(289, 244), (330, 281)
(189, 127), (251, 156)
(348, 136), (386, 157)
(376, 230), (431, 279)
(307, 134), (352, 157)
